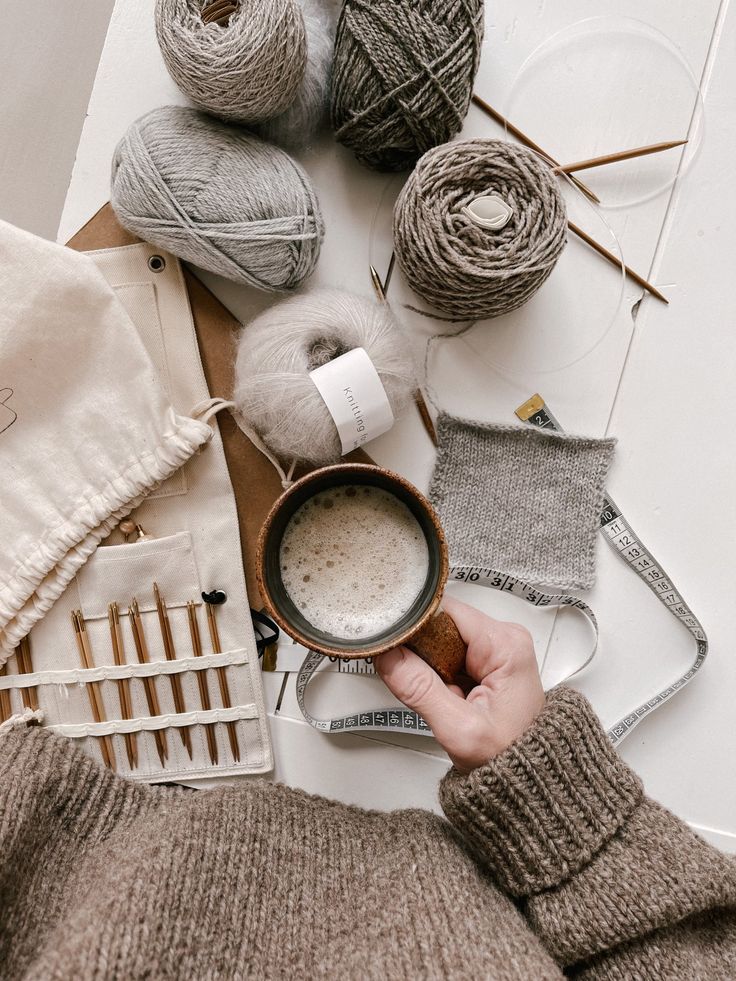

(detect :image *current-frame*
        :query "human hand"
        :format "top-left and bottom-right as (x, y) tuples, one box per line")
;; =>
(376, 596), (546, 773)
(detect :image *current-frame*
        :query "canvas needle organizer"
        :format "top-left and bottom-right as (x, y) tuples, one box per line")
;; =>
(0, 228), (272, 783)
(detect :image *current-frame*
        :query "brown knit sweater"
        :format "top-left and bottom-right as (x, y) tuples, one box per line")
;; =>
(1, 688), (735, 980)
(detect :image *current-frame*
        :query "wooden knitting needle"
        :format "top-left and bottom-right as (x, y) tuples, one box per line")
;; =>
(108, 604), (138, 771)
(567, 221), (668, 304)
(0, 665), (11, 724)
(470, 93), (600, 204)
(71, 611), (116, 770)
(369, 264), (439, 446)
(205, 602), (240, 762)
(555, 140), (688, 174)
(128, 599), (169, 767)
(187, 601), (219, 767)
(16, 636), (39, 713)
(153, 583), (193, 759)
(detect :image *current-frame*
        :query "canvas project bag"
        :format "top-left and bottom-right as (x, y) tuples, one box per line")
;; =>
(0, 226), (272, 782)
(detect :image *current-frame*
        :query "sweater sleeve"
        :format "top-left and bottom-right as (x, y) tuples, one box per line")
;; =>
(439, 687), (736, 977)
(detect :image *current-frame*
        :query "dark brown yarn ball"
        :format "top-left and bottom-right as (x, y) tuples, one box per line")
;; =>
(331, 0), (484, 172)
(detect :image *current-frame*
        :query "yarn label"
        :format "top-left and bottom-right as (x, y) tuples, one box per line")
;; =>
(309, 347), (394, 455)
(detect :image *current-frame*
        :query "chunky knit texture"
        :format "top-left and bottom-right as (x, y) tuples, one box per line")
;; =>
(155, 0), (307, 124)
(429, 413), (616, 588)
(111, 106), (324, 291)
(331, 0), (484, 171)
(2, 689), (736, 979)
(393, 139), (568, 319)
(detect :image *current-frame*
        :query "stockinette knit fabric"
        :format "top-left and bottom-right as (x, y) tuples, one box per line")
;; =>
(2, 689), (736, 979)
(429, 413), (616, 589)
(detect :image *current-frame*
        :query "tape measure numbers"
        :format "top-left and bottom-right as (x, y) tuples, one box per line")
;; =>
(515, 394), (708, 744)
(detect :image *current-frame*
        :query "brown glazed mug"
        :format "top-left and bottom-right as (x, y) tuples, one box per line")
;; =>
(256, 463), (466, 682)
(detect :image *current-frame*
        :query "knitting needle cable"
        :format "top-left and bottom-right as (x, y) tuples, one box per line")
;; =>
(108, 603), (138, 770)
(153, 583), (193, 758)
(470, 94), (667, 303)
(187, 601), (219, 766)
(128, 599), (169, 767)
(71, 611), (115, 770)
(205, 602), (240, 762)
(470, 94), (600, 203)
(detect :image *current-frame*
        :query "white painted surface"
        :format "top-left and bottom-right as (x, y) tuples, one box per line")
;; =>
(17, 0), (735, 843)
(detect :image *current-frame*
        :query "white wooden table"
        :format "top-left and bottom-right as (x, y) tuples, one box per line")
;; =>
(8, 0), (736, 847)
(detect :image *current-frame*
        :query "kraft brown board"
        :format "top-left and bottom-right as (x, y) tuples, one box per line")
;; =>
(67, 204), (372, 608)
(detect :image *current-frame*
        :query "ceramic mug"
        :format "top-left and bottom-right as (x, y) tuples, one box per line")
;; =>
(256, 463), (466, 682)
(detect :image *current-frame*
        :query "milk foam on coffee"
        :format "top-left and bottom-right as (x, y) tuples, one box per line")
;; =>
(279, 485), (430, 640)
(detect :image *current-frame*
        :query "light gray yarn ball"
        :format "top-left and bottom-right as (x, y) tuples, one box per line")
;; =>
(233, 288), (417, 465)
(111, 106), (324, 291)
(393, 139), (568, 320)
(255, 0), (337, 150)
(155, 0), (307, 124)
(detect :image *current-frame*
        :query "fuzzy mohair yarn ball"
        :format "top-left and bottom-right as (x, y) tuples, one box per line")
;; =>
(255, 0), (338, 150)
(233, 288), (417, 465)
(111, 106), (324, 291)
(331, 0), (484, 171)
(155, 0), (307, 124)
(393, 139), (568, 320)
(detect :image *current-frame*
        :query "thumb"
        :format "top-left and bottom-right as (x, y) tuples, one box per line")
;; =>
(376, 647), (468, 747)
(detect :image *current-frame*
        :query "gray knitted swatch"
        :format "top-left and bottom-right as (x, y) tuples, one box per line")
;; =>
(429, 413), (616, 589)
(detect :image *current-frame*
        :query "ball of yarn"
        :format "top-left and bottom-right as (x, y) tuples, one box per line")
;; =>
(155, 0), (307, 124)
(111, 106), (324, 291)
(255, 0), (337, 150)
(331, 0), (484, 171)
(393, 139), (568, 320)
(233, 288), (417, 465)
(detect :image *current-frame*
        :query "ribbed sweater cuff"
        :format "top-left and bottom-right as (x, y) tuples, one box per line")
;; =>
(439, 687), (643, 898)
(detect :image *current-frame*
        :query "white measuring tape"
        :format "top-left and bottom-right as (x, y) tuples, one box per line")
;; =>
(287, 395), (707, 745)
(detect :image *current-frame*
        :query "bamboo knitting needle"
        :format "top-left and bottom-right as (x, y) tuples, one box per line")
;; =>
(205, 602), (240, 762)
(470, 93), (600, 204)
(0, 665), (11, 724)
(187, 601), (219, 767)
(153, 584), (193, 759)
(567, 221), (668, 304)
(108, 604), (138, 770)
(369, 265), (439, 446)
(555, 140), (688, 175)
(71, 611), (116, 770)
(128, 599), (169, 767)
(16, 636), (39, 713)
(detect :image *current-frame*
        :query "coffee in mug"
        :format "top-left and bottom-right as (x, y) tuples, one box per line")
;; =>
(279, 485), (430, 640)
(257, 463), (466, 682)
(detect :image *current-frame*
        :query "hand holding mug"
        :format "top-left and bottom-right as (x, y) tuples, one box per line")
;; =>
(377, 596), (546, 773)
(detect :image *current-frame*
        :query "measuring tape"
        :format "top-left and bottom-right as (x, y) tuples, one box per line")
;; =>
(515, 394), (708, 744)
(286, 394), (707, 745)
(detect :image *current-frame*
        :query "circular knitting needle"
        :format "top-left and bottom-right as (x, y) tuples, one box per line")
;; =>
(370, 264), (438, 447)
(205, 602), (241, 763)
(187, 601), (219, 767)
(555, 140), (688, 174)
(128, 599), (169, 768)
(153, 584), (193, 759)
(108, 604), (138, 771)
(470, 94), (600, 203)
(71, 611), (116, 770)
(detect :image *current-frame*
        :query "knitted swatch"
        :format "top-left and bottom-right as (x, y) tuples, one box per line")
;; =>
(429, 414), (616, 589)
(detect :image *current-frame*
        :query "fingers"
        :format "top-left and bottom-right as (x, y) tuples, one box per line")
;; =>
(376, 647), (470, 744)
(441, 596), (537, 685)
